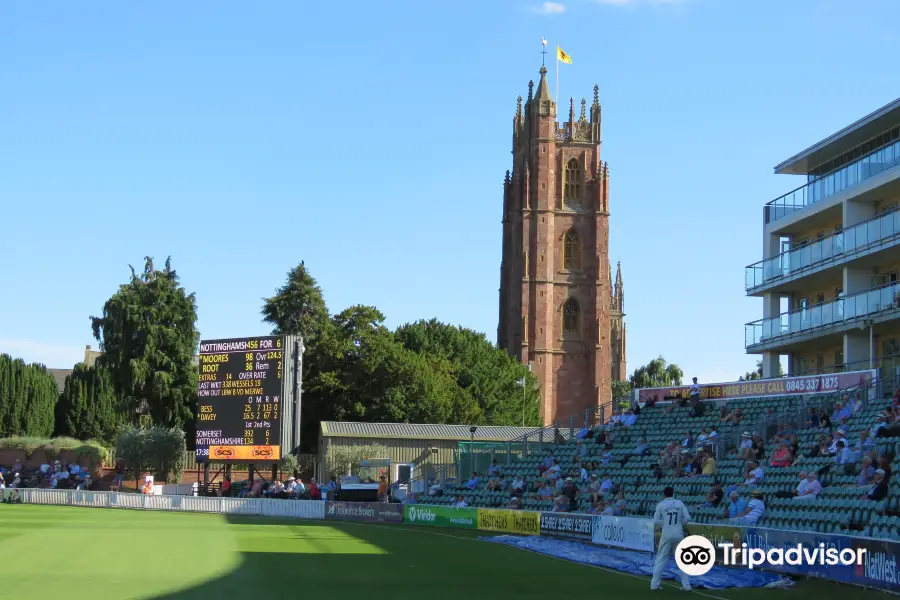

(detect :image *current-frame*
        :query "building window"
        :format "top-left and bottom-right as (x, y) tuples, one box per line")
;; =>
(816, 354), (825, 372)
(563, 298), (580, 333)
(564, 159), (582, 206)
(563, 229), (581, 270)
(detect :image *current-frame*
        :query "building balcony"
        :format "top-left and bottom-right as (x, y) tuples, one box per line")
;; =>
(745, 209), (900, 293)
(745, 281), (900, 350)
(764, 136), (900, 225)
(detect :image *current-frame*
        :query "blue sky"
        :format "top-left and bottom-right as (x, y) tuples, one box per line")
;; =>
(1, 0), (898, 384)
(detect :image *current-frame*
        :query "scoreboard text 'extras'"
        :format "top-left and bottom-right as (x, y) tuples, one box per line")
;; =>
(195, 336), (284, 462)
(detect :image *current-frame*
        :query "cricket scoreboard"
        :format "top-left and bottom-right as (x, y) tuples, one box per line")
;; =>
(195, 335), (284, 463)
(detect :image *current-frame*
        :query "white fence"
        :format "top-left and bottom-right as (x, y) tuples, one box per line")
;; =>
(9, 488), (326, 520)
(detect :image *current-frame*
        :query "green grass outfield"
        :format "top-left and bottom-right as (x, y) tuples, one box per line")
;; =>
(0, 505), (885, 600)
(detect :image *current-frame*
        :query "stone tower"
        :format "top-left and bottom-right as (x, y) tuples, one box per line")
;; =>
(497, 65), (614, 425)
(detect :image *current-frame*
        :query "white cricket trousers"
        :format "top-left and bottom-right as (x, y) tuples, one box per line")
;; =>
(651, 534), (691, 590)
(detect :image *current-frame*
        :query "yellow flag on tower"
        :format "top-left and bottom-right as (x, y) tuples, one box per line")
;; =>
(557, 46), (572, 64)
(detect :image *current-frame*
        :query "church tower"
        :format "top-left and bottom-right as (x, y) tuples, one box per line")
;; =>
(498, 65), (613, 425)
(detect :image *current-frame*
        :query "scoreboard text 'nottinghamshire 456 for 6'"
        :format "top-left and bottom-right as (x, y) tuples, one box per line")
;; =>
(195, 336), (284, 462)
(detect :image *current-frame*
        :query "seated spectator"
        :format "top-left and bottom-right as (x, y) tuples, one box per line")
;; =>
(872, 415), (890, 438)
(284, 477), (298, 496)
(806, 407), (820, 428)
(10, 472), (21, 489)
(743, 462), (764, 486)
(681, 431), (694, 449)
(141, 479), (154, 495)
(851, 392), (864, 415)
(792, 472), (821, 502)
(770, 444), (793, 468)
(217, 477), (232, 497)
(536, 481), (554, 501)
(588, 474), (602, 502)
(587, 499), (603, 514)
(577, 426), (591, 440)
(862, 469), (889, 501)
(487, 460), (502, 477)
(685, 452), (703, 477)
(538, 450), (554, 474)
(834, 439), (857, 466)
(704, 482), (724, 507)
(828, 431), (846, 455)
(309, 479), (321, 500)
(506, 496), (521, 510)
(619, 409), (637, 428)
(632, 438), (650, 456)
(696, 427), (709, 448)
(552, 492), (569, 512)
(562, 477), (579, 510)
(777, 470), (808, 499)
(878, 457), (892, 482)
(510, 475), (525, 495)
(836, 418), (850, 437)
(453, 494), (468, 508)
(818, 410), (832, 430)
(730, 490), (765, 524)
(543, 459), (561, 480)
(428, 480), (443, 496)
(601, 491), (626, 516)
(579, 463), (589, 481)
(738, 432), (754, 460)
(751, 435), (766, 462)
(707, 426), (719, 443)
(599, 475), (614, 495)
(856, 430), (876, 454)
(854, 456), (876, 487)
(576, 440), (588, 458)
(719, 405), (732, 421)
(464, 472), (479, 491)
(701, 453), (717, 476)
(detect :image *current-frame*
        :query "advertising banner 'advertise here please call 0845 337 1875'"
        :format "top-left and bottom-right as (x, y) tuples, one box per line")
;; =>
(195, 336), (284, 463)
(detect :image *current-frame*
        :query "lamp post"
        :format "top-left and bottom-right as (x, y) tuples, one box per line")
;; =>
(517, 378), (527, 427)
(469, 426), (477, 476)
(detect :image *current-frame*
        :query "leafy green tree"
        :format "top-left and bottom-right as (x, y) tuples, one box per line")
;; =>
(629, 356), (684, 389)
(611, 379), (633, 402)
(0, 354), (57, 437)
(261, 261), (329, 346)
(394, 319), (541, 427)
(739, 358), (784, 381)
(91, 257), (199, 430)
(55, 363), (124, 444)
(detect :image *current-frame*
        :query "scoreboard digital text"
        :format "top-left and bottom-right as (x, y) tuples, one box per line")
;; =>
(195, 335), (284, 463)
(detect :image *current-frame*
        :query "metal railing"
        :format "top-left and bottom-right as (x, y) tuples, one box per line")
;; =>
(714, 375), (884, 459)
(746, 209), (900, 291)
(765, 136), (900, 224)
(745, 280), (900, 347)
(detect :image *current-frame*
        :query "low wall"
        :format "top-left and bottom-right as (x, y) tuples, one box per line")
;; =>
(4, 489), (898, 593)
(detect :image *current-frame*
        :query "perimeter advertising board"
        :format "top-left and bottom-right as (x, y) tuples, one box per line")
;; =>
(325, 502), (403, 523)
(477, 508), (541, 535)
(540, 513), (593, 541)
(592, 515), (655, 552)
(637, 369), (875, 404)
(404, 505), (477, 529)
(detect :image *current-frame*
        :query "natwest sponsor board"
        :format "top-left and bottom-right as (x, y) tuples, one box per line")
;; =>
(404, 505), (477, 529)
(637, 369), (874, 404)
(592, 515), (654, 552)
(540, 513), (593, 541)
(325, 501), (402, 523)
(477, 508), (541, 535)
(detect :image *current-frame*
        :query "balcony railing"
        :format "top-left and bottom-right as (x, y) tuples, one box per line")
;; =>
(745, 280), (900, 347)
(764, 137), (900, 224)
(745, 209), (900, 291)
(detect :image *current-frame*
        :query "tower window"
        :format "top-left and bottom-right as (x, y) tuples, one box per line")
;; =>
(563, 229), (581, 270)
(564, 159), (582, 205)
(563, 298), (580, 333)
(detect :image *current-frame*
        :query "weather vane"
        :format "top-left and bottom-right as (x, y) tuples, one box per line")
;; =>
(541, 37), (548, 66)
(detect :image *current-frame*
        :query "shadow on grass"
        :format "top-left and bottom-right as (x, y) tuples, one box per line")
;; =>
(140, 515), (648, 600)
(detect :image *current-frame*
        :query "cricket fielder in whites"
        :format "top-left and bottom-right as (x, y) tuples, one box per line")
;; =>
(651, 486), (692, 592)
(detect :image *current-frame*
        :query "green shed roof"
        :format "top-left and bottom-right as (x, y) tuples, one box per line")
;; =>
(319, 421), (538, 441)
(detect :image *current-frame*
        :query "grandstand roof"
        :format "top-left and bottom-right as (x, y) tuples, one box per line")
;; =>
(319, 421), (538, 441)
